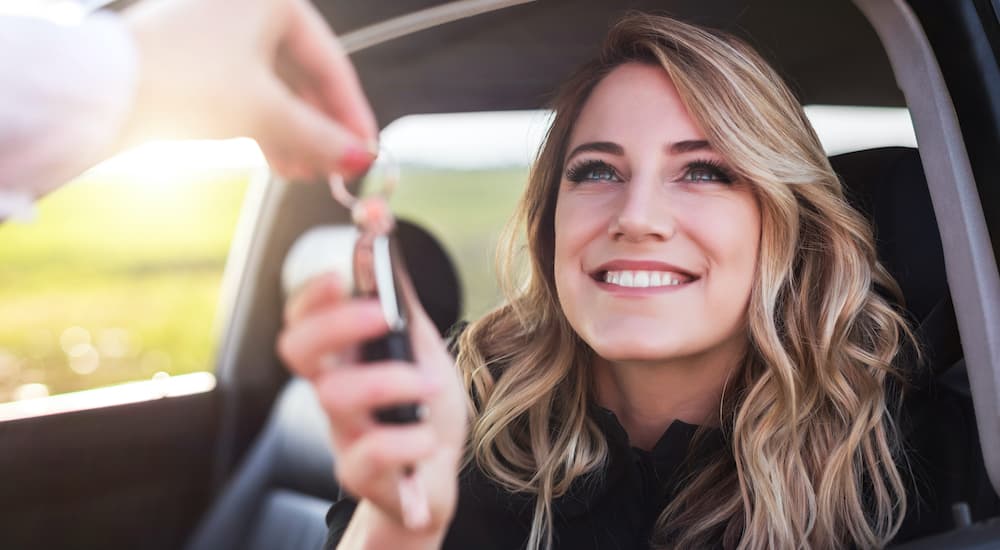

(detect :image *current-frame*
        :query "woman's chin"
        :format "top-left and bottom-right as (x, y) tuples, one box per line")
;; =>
(587, 333), (694, 365)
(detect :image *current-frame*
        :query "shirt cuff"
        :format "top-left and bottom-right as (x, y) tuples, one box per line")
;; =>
(0, 12), (139, 200)
(0, 191), (37, 222)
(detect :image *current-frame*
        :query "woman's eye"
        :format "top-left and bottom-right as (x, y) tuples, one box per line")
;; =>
(565, 160), (620, 183)
(682, 161), (733, 184)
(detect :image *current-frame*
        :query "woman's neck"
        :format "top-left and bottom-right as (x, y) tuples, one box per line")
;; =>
(592, 350), (739, 450)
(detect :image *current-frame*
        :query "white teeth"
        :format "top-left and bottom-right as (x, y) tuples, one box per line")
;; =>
(601, 270), (688, 288)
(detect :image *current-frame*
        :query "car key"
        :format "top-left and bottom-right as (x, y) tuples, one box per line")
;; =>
(329, 155), (422, 424)
(352, 226), (422, 424)
(330, 161), (430, 529)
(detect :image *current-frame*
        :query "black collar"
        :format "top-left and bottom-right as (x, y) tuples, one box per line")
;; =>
(550, 403), (721, 519)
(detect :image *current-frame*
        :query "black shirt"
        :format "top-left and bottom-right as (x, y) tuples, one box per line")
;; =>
(323, 383), (1000, 549)
(324, 405), (723, 550)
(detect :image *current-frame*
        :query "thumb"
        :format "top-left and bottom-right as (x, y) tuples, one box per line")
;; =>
(253, 74), (375, 178)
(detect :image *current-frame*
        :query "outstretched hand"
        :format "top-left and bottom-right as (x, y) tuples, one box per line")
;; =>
(123, 0), (377, 180)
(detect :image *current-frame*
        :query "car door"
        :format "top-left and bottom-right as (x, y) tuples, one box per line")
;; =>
(0, 157), (285, 550)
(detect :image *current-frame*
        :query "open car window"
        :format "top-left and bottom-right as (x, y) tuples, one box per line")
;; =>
(0, 140), (265, 416)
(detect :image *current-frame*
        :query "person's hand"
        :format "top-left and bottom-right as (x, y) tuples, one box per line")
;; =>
(122, 0), (377, 180)
(277, 273), (468, 540)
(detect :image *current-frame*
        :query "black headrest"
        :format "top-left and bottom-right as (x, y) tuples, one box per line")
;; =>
(830, 147), (961, 374)
(283, 219), (463, 338)
(395, 219), (463, 336)
(831, 147), (944, 320)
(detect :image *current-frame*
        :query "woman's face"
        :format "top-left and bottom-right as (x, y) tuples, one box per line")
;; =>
(553, 63), (760, 367)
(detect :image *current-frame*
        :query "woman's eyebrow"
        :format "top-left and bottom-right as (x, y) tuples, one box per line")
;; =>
(669, 140), (712, 154)
(566, 140), (713, 161)
(565, 141), (624, 161)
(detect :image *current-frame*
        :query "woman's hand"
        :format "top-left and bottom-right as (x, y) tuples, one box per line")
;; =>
(123, 0), (377, 180)
(277, 273), (468, 542)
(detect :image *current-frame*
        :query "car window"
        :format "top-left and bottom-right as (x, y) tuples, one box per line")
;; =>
(0, 140), (264, 410)
(379, 111), (550, 320)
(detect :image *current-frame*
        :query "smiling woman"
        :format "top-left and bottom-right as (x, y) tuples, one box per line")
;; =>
(277, 11), (928, 550)
(554, 63), (762, 451)
(450, 13), (916, 550)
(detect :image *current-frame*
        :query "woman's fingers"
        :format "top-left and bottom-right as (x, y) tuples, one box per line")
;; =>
(284, 273), (349, 325)
(316, 362), (440, 443)
(334, 424), (437, 506)
(277, 299), (388, 378)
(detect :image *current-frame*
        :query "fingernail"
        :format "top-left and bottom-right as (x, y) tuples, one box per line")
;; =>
(398, 475), (430, 530)
(340, 142), (376, 174)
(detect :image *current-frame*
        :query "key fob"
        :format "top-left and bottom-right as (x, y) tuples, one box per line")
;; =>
(357, 232), (421, 424)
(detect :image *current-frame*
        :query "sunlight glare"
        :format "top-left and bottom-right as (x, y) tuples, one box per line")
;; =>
(68, 344), (100, 374)
(85, 139), (268, 185)
(14, 383), (49, 401)
(0, 0), (84, 23)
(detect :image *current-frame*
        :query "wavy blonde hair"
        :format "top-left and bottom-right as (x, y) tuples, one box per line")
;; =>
(456, 13), (915, 550)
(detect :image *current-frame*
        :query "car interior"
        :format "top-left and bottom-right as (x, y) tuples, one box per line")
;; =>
(2, 0), (999, 549)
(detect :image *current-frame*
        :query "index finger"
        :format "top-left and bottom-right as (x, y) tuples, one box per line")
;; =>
(285, 272), (349, 325)
(282, 0), (379, 144)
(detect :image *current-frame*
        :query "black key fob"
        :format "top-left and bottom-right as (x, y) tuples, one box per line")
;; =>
(355, 231), (421, 424)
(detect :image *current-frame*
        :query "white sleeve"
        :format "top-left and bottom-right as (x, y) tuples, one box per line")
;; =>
(0, 12), (138, 219)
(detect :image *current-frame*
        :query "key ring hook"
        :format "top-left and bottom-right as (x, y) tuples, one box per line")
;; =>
(328, 146), (399, 213)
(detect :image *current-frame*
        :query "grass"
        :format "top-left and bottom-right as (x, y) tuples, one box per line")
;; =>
(0, 170), (249, 402)
(0, 165), (527, 402)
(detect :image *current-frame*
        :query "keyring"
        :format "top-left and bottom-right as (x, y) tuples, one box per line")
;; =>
(327, 146), (399, 212)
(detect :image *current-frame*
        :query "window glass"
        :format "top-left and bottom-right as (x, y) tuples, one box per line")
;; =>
(389, 166), (528, 320)
(0, 140), (263, 405)
(803, 105), (916, 154)
(381, 111), (548, 320)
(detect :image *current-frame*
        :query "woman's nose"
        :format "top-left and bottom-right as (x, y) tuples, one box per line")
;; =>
(608, 175), (676, 242)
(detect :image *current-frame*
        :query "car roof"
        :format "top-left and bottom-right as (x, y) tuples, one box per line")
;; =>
(316, 0), (901, 126)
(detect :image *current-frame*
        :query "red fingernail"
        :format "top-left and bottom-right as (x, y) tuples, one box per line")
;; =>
(340, 143), (376, 174)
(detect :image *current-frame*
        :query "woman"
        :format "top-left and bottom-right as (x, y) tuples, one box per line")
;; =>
(278, 13), (916, 549)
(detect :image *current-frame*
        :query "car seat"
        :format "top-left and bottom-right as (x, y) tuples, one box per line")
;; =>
(184, 218), (461, 550)
(829, 147), (999, 544)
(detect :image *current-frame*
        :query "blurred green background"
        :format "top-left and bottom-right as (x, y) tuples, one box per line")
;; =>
(0, 166), (526, 403)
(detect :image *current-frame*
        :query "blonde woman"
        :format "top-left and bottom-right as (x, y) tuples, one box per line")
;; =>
(279, 13), (920, 549)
